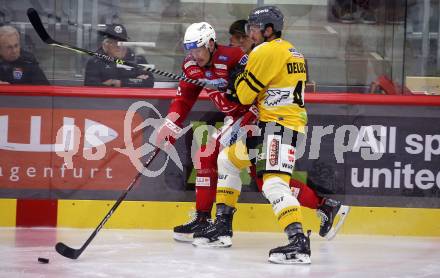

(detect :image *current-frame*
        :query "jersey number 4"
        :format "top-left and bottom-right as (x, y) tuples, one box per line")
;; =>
(293, 80), (305, 108)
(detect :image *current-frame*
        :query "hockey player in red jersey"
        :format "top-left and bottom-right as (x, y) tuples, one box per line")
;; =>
(154, 22), (254, 242)
(155, 22), (349, 243)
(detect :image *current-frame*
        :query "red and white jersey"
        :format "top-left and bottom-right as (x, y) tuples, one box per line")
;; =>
(168, 44), (249, 126)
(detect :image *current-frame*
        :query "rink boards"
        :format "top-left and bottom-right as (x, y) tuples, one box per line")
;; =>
(1, 198), (440, 236)
(0, 86), (439, 236)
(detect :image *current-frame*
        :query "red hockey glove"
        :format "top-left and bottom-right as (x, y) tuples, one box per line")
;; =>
(218, 105), (259, 147)
(240, 105), (259, 126)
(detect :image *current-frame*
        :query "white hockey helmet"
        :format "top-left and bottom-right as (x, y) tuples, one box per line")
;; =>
(183, 22), (216, 51)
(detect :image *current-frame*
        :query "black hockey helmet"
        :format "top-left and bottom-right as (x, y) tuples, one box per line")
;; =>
(247, 6), (284, 34)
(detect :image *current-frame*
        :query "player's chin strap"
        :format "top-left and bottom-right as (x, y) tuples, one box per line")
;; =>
(205, 42), (217, 67)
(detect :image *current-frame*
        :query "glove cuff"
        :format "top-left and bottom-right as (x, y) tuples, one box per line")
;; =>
(164, 118), (182, 135)
(249, 105), (259, 118)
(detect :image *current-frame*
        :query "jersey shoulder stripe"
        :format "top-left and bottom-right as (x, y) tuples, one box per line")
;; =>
(243, 74), (261, 94)
(247, 71), (265, 89)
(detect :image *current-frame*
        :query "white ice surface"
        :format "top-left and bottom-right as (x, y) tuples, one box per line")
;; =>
(1, 228), (440, 278)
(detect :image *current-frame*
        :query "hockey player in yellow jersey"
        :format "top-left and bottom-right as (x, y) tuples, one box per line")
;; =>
(232, 28), (307, 133)
(193, 6), (312, 264)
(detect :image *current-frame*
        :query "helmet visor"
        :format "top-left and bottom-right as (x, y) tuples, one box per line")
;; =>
(184, 41), (199, 51)
(245, 22), (264, 36)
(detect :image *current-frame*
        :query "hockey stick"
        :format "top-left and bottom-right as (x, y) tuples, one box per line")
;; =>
(26, 8), (214, 89)
(55, 147), (161, 259)
(54, 111), (252, 259)
(29, 0), (81, 28)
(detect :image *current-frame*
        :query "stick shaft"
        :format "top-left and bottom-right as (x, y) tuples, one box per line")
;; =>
(26, 8), (214, 89)
(55, 147), (161, 259)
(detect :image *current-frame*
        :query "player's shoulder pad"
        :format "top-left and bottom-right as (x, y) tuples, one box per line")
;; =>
(216, 44), (243, 55)
(182, 54), (198, 70)
(249, 42), (272, 58)
(282, 40), (306, 61)
(218, 46), (248, 66)
(253, 39), (297, 61)
(216, 44), (245, 65)
(181, 54), (203, 79)
(288, 47), (304, 59)
(247, 43), (273, 65)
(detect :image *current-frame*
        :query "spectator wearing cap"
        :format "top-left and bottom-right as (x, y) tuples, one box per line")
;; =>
(0, 25), (49, 85)
(84, 23), (154, 88)
(228, 19), (254, 54)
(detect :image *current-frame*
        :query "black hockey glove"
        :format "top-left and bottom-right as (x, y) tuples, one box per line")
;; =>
(225, 63), (246, 103)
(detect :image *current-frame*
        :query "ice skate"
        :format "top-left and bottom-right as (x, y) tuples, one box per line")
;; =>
(192, 204), (235, 248)
(268, 233), (311, 264)
(173, 210), (211, 242)
(317, 198), (350, 240)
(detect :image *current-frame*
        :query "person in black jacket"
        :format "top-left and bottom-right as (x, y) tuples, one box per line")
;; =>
(84, 24), (154, 88)
(0, 25), (49, 85)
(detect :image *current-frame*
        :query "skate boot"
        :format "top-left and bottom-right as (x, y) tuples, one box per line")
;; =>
(192, 204), (235, 248)
(317, 198), (350, 240)
(173, 210), (211, 242)
(268, 232), (311, 264)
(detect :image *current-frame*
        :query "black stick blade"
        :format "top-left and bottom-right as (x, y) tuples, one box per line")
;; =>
(26, 8), (54, 44)
(55, 242), (81, 260)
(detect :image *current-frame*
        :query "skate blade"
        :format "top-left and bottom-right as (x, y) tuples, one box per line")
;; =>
(268, 253), (311, 264)
(325, 205), (351, 241)
(173, 232), (194, 243)
(192, 236), (232, 248)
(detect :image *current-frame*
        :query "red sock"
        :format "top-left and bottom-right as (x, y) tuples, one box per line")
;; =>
(195, 187), (217, 212)
(290, 179), (323, 209)
(194, 140), (220, 213)
(249, 165), (264, 191)
(251, 165), (322, 208)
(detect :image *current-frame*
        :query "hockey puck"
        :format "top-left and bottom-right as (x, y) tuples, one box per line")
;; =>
(38, 257), (49, 264)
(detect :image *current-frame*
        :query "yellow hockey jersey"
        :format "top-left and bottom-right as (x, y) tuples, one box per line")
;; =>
(235, 38), (307, 133)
